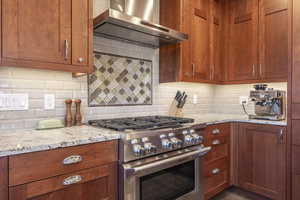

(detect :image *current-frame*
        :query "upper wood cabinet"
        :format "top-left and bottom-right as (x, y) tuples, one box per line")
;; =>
(160, 0), (289, 84)
(259, 0), (289, 81)
(1, 0), (93, 73)
(160, 0), (223, 83)
(237, 123), (286, 200)
(227, 0), (259, 81)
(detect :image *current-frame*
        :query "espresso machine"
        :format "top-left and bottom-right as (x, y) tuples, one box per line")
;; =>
(249, 84), (286, 121)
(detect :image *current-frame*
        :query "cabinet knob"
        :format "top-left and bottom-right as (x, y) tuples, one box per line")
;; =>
(212, 168), (220, 175)
(63, 175), (82, 186)
(212, 128), (220, 135)
(78, 57), (85, 63)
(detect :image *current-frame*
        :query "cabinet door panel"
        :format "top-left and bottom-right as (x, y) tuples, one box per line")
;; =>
(191, 0), (211, 81)
(259, 0), (288, 80)
(0, 157), (8, 200)
(293, 0), (300, 103)
(228, 0), (259, 81)
(238, 124), (286, 200)
(2, 0), (71, 64)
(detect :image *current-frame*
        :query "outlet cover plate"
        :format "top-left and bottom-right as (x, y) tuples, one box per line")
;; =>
(44, 94), (55, 110)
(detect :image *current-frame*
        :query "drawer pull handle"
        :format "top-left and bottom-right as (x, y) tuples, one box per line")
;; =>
(63, 155), (83, 165)
(63, 175), (82, 186)
(212, 168), (220, 175)
(212, 129), (220, 135)
(212, 139), (221, 145)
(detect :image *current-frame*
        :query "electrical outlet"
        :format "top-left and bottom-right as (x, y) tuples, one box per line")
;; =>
(0, 94), (28, 111)
(193, 94), (198, 104)
(44, 94), (55, 110)
(239, 96), (249, 105)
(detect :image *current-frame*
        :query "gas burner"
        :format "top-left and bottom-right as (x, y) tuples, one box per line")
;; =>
(88, 116), (194, 131)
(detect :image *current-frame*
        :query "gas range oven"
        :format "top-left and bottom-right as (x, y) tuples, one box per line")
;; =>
(89, 116), (211, 200)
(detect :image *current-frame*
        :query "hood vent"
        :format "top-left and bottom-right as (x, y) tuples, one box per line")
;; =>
(94, 0), (188, 49)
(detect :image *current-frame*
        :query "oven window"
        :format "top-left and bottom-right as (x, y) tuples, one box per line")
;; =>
(140, 160), (195, 200)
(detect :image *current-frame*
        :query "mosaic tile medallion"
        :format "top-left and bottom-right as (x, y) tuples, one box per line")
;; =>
(88, 52), (153, 106)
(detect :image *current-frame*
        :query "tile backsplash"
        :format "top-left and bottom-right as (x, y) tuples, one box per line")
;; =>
(0, 0), (288, 130)
(89, 52), (152, 106)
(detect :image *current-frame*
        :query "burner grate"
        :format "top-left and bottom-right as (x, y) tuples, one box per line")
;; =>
(89, 116), (194, 131)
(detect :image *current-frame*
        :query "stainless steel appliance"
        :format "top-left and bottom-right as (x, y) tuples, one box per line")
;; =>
(89, 116), (211, 200)
(93, 0), (188, 48)
(249, 84), (286, 121)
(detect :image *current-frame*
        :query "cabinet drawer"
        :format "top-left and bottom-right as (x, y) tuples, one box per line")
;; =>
(293, 146), (300, 174)
(9, 163), (117, 200)
(204, 170), (229, 196)
(204, 158), (228, 178)
(204, 135), (228, 147)
(204, 143), (229, 164)
(9, 140), (118, 186)
(205, 123), (230, 139)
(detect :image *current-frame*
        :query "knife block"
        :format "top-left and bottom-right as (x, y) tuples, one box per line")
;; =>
(169, 100), (184, 117)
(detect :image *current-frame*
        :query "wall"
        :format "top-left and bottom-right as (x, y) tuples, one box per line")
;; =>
(0, 1), (287, 130)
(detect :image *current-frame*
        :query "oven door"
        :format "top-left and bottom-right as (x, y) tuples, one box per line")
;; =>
(121, 146), (211, 200)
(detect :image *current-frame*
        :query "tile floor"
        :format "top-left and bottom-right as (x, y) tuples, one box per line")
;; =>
(211, 187), (271, 200)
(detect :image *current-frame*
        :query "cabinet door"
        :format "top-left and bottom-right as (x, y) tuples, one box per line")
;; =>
(0, 157), (8, 200)
(191, 0), (211, 81)
(292, 0), (300, 104)
(228, 0), (259, 81)
(2, 0), (72, 64)
(211, 0), (223, 81)
(238, 124), (286, 200)
(259, 0), (289, 80)
(9, 164), (117, 200)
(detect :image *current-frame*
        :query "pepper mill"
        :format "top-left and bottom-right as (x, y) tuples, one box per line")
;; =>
(75, 99), (82, 126)
(65, 99), (73, 127)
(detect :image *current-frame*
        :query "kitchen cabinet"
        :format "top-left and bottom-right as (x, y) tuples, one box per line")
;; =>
(1, 0), (93, 73)
(203, 123), (231, 199)
(227, 0), (259, 81)
(0, 157), (8, 200)
(258, 0), (289, 81)
(160, 0), (289, 84)
(160, 0), (223, 83)
(8, 141), (118, 200)
(237, 123), (286, 200)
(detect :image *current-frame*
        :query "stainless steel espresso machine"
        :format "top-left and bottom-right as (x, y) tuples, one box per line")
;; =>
(249, 84), (286, 121)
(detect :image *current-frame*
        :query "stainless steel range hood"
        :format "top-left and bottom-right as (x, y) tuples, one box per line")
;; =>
(94, 0), (188, 48)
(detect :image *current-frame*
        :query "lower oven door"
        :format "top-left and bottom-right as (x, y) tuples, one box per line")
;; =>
(121, 146), (211, 200)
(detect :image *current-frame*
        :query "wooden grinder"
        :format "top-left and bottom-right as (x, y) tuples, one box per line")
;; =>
(65, 99), (73, 127)
(75, 99), (82, 126)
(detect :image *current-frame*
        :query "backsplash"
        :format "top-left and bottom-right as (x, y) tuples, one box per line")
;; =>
(89, 52), (152, 106)
(0, 0), (288, 130)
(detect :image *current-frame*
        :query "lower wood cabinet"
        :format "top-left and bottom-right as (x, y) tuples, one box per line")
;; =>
(0, 157), (8, 200)
(2, 141), (118, 200)
(9, 163), (117, 200)
(237, 123), (286, 200)
(203, 123), (231, 200)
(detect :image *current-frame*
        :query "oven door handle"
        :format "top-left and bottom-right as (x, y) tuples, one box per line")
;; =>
(124, 146), (211, 177)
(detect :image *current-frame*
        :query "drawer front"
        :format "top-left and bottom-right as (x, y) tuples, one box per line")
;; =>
(204, 123), (230, 139)
(9, 140), (118, 186)
(9, 163), (117, 200)
(204, 170), (229, 195)
(204, 158), (228, 178)
(293, 146), (300, 174)
(204, 135), (228, 147)
(204, 143), (229, 164)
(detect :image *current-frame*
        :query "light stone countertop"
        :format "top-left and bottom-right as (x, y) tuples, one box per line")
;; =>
(0, 114), (287, 158)
(0, 125), (121, 157)
(184, 114), (287, 127)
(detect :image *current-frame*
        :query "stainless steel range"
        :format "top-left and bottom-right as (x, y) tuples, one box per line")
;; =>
(89, 116), (211, 200)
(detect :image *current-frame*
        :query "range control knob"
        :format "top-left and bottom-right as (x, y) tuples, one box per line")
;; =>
(144, 143), (157, 153)
(182, 130), (189, 135)
(190, 129), (195, 134)
(168, 133), (175, 137)
(184, 135), (194, 144)
(132, 144), (144, 156)
(161, 139), (172, 149)
(170, 137), (182, 148)
(141, 137), (149, 143)
(191, 134), (203, 143)
(131, 138), (139, 144)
